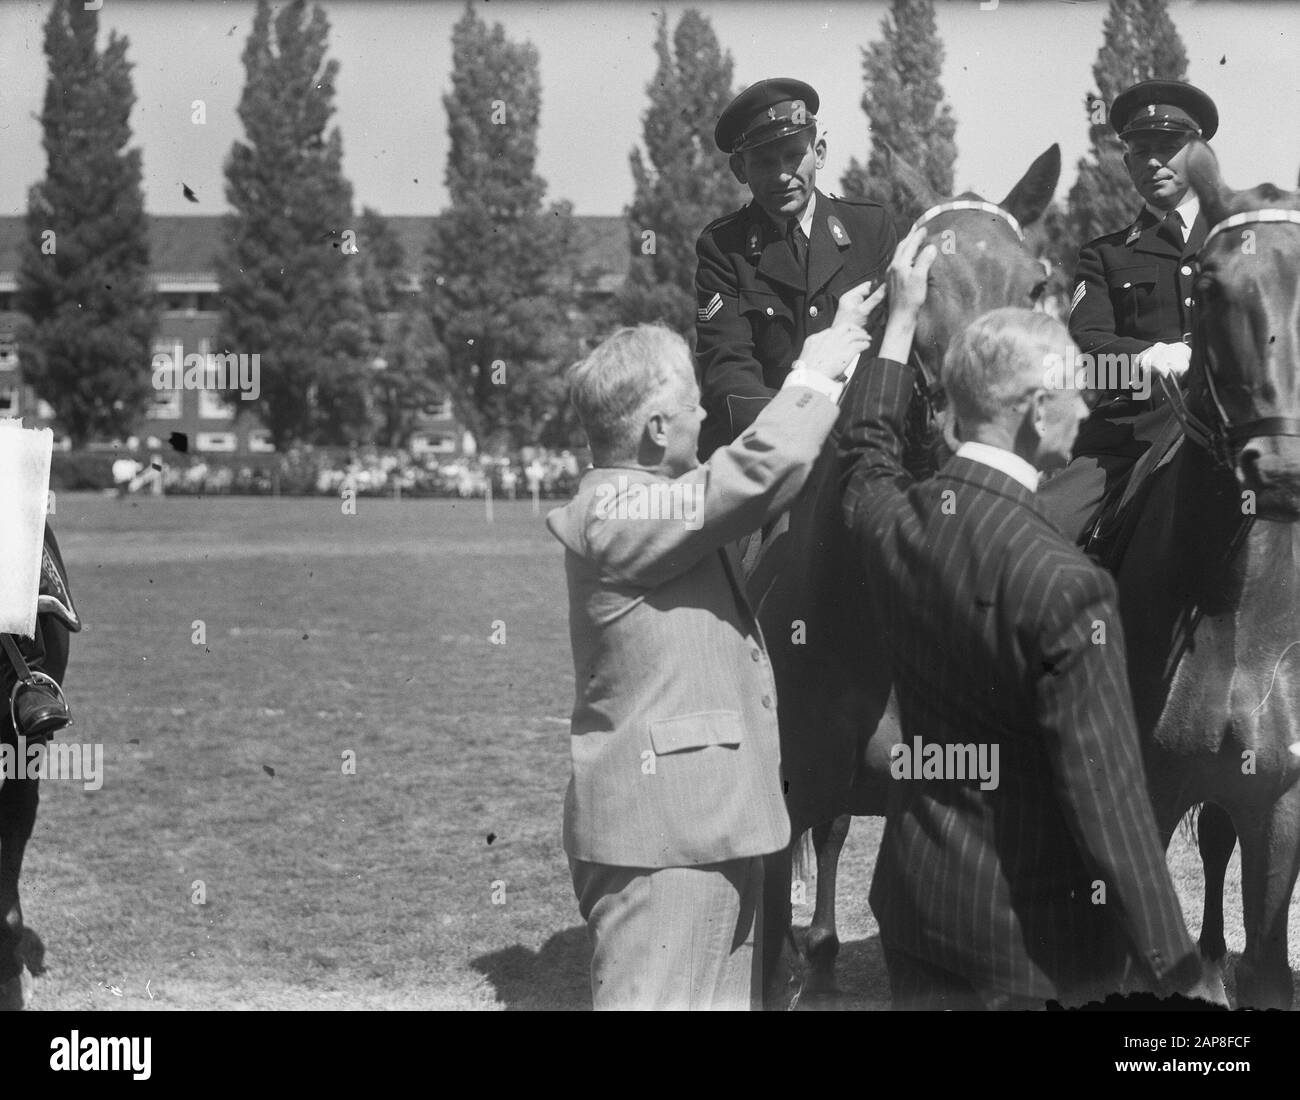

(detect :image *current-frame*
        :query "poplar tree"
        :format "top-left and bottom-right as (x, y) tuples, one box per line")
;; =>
(619, 9), (746, 334)
(840, 0), (957, 231)
(16, 0), (158, 446)
(217, 0), (371, 448)
(424, 2), (580, 452)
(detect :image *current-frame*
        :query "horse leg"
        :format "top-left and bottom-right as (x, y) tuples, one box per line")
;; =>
(1233, 787), (1300, 1010)
(801, 814), (850, 996)
(1196, 803), (1236, 963)
(760, 844), (796, 1009)
(0, 775), (39, 1011)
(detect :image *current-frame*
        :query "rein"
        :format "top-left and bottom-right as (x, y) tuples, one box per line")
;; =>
(1162, 207), (1300, 468)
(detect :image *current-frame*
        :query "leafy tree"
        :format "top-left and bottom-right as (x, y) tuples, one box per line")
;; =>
(424, 3), (581, 452)
(619, 9), (746, 334)
(217, 0), (371, 449)
(1068, 0), (1189, 246)
(16, 0), (158, 447)
(840, 0), (957, 232)
(356, 207), (443, 449)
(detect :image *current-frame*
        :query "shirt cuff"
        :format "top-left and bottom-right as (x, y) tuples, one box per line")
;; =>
(782, 365), (843, 404)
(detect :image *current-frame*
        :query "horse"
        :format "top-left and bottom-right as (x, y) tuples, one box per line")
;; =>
(1111, 144), (1300, 1010)
(745, 144), (1062, 1004)
(0, 524), (77, 1010)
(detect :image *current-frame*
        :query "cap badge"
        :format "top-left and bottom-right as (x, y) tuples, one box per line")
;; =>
(1147, 105), (1156, 117)
(767, 106), (777, 121)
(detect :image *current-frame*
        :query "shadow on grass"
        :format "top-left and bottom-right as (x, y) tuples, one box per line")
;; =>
(471, 925), (591, 1010)
(789, 930), (891, 1011)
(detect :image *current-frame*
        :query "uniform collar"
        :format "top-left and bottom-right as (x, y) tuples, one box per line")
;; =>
(757, 191), (817, 238)
(1143, 193), (1200, 242)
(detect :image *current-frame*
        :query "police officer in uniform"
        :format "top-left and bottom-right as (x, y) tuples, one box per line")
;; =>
(1042, 79), (1219, 543)
(694, 78), (897, 459)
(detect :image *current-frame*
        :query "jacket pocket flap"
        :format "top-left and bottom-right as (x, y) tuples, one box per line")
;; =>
(1107, 264), (1158, 290)
(738, 289), (793, 321)
(649, 711), (743, 754)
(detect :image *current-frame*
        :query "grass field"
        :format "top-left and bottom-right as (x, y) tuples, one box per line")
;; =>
(14, 492), (1297, 1010)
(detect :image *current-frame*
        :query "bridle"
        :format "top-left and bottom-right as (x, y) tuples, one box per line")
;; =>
(1158, 207), (1300, 471)
(911, 200), (1026, 243)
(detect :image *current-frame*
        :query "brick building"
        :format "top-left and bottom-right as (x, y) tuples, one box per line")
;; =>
(0, 214), (628, 455)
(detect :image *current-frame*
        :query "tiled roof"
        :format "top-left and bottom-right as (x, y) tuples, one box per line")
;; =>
(0, 212), (632, 287)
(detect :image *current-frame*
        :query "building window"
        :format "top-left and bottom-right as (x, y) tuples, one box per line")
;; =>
(147, 389), (182, 419)
(196, 431), (237, 453)
(0, 386), (17, 416)
(411, 432), (454, 455)
(248, 430), (276, 454)
(198, 388), (233, 421)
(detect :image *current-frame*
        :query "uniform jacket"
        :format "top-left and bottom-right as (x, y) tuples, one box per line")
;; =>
(693, 189), (897, 457)
(1068, 205), (1206, 457)
(839, 357), (1199, 1001)
(547, 382), (840, 868)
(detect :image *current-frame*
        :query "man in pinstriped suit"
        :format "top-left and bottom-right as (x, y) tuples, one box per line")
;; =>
(838, 230), (1226, 1009)
(548, 285), (878, 1009)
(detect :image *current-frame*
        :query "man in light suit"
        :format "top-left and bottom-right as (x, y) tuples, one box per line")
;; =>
(548, 284), (878, 1010)
(838, 231), (1226, 1009)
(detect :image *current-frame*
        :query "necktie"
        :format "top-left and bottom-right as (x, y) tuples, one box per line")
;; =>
(1161, 209), (1185, 248)
(788, 218), (809, 274)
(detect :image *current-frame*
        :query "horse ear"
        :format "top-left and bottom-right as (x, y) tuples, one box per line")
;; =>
(999, 144), (1060, 229)
(1186, 141), (1234, 226)
(882, 142), (940, 213)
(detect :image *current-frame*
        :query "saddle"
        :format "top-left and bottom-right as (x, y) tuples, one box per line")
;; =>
(1081, 407), (1187, 574)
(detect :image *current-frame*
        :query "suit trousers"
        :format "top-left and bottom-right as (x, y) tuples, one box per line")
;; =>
(569, 855), (764, 1010)
(884, 947), (1045, 1011)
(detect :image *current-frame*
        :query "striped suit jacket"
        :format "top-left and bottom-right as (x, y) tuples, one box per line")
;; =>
(839, 357), (1199, 1001)
(547, 382), (839, 868)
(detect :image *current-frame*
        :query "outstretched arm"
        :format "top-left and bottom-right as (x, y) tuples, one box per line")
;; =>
(839, 229), (937, 540)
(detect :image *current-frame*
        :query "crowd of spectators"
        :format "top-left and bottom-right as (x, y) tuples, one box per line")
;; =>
(107, 445), (587, 499)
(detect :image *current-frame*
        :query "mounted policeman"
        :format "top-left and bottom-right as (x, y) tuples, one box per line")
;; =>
(694, 78), (898, 459)
(1042, 79), (1220, 544)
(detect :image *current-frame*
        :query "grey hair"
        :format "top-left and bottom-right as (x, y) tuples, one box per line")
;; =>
(941, 308), (1075, 427)
(567, 323), (695, 463)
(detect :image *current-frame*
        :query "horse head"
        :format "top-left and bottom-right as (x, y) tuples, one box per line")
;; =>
(888, 144), (1061, 384)
(1187, 143), (1300, 520)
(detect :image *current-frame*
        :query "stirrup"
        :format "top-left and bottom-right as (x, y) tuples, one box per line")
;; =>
(9, 672), (71, 742)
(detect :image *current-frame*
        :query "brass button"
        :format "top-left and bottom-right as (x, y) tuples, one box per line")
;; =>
(1181, 265), (1193, 276)
(1185, 296), (1193, 307)
(808, 305), (819, 318)
(765, 306), (774, 316)
(1122, 282), (1133, 289)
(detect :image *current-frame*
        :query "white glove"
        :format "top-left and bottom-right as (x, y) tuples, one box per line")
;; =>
(1138, 341), (1191, 380)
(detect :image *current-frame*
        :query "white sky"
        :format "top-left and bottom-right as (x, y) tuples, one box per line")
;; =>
(0, 0), (1297, 219)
